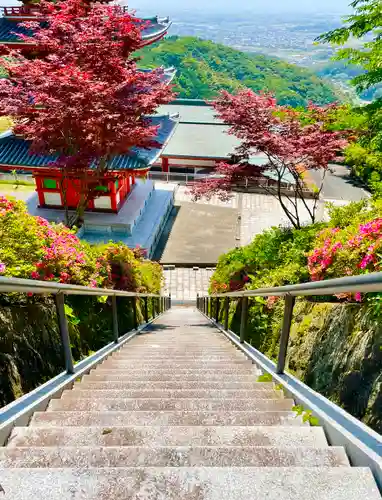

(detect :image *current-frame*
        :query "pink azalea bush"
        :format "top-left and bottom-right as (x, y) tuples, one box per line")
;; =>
(308, 216), (382, 301)
(0, 197), (162, 293)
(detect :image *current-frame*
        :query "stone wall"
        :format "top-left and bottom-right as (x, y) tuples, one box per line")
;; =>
(0, 295), (142, 408)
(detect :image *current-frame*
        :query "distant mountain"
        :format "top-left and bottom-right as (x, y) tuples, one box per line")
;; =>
(139, 36), (338, 107)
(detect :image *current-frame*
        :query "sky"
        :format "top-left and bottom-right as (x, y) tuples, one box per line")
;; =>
(129, 0), (352, 15)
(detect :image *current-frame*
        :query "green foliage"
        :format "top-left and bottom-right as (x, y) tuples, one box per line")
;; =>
(257, 373), (273, 382)
(211, 224), (323, 295)
(292, 405), (320, 426)
(318, 0), (382, 192)
(138, 36), (338, 107)
(0, 196), (162, 294)
(318, 0), (382, 94)
(64, 304), (80, 326)
(0, 197), (45, 278)
(326, 199), (370, 228)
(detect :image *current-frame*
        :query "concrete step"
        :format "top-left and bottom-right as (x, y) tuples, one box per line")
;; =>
(1, 467), (379, 499)
(111, 353), (247, 359)
(48, 398), (293, 412)
(30, 410), (305, 427)
(76, 380), (277, 390)
(62, 388), (284, 400)
(115, 348), (240, 354)
(94, 367), (260, 376)
(83, 373), (260, 382)
(7, 426), (329, 448)
(0, 446), (349, 468)
(102, 360), (253, 367)
(99, 361), (255, 369)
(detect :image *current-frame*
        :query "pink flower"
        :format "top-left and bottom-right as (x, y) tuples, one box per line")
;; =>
(31, 271), (40, 279)
(355, 292), (362, 303)
(0, 263), (5, 274)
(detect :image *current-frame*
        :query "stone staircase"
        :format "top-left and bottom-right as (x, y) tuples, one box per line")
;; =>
(162, 266), (216, 301)
(0, 307), (380, 499)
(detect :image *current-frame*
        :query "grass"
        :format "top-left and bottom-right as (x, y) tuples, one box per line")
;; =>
(0, 116), (12, 133)
(0, 184), (35, 195)
(0, 179), (35, 186)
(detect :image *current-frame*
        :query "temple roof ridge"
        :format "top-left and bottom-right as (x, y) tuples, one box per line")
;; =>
(0, 114), (179, 171)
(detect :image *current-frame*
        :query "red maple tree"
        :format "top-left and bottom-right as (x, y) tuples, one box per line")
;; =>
(0, 0), (173, 224)
(191, 90), (349, 229)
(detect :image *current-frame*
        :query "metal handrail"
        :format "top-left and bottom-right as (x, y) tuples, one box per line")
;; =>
(200, 271), (382, 298)
(197, 271), (382, 374)
(0, 276), (171, 374)
(0, 276), (163, 297)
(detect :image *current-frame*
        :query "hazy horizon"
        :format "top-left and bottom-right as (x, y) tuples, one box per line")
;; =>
(0, 0), (353, 15)
(129, 0), (352, 15)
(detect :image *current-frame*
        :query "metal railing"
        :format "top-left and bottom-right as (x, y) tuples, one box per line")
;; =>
(197, 271), (382, 374)
(0, 276), (171, 375)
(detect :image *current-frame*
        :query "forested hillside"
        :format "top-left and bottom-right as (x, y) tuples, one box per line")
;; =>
(139, 36), (338, 107)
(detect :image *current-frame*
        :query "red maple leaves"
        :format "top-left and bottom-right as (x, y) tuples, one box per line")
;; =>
(191, 90), (350, 229)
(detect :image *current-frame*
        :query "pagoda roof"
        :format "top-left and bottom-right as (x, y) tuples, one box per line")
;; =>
(0, 15), (171, 45)
(0, 114), (178, 171)
(0, 17), (32, 42)
(140, 67), (176, 85)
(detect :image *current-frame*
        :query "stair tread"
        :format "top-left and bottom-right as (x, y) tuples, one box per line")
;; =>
(76, 381), (275, 389)
(0, 467), (379, 499)
(7, 426), (329, 448)
(30, 410), (306, 427)
(63, 389), (284, 399)
(0, 446), (349, 467)
(48, 398), (293, 412)
(83, 374), (261, 381)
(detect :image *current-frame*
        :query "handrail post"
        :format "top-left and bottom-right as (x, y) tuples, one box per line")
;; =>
(277, 295), (296, 374)
(132, 296), (138, 330)
(215, 297), (220, 323)
(144, 296), (149, 323)
(240, 296), (248, 344)
(196, 293), (199, 310)
(55, 292), (74, 374)
(224, 296), (229, 331)
(169, 294), (171, 309)
(111, 295), (119, 344)
(152, 296), (156, 317)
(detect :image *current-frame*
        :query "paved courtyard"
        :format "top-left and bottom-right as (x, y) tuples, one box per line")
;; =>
(159, 200), (238, 264)
(157, 184), (320, 255)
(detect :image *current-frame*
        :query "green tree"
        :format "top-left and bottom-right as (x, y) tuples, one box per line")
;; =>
(318, 0), (382, 93)
(139, 36), (338, 107)
(318, 0), (382, 190)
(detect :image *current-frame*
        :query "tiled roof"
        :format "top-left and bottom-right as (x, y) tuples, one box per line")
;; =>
(0, 16), (170, 44)
(0, 115), (178, 171)
(141, 17), (171, 41)
(140, 67), (176, 85)
(0, 17), (33, 42)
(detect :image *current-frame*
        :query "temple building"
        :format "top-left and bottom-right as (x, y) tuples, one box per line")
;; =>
(0, 114), (178, 212)
(0, 6), (171, 50)
(0, 2), (178, 258)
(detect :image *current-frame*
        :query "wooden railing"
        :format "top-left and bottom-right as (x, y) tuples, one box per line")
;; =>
(1, 6), (42, 17)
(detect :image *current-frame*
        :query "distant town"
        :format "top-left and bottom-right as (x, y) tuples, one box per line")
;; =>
(155, 11), (343, 66)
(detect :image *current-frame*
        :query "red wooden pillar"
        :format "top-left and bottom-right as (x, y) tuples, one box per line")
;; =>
(110, 179), (117, 212)
(34, 175), (45, 206)
(162, 157), (169, 173)
(131, 174), (136, 185)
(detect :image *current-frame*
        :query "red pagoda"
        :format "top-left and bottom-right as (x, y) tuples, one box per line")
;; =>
(0, 1), (177, 214)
